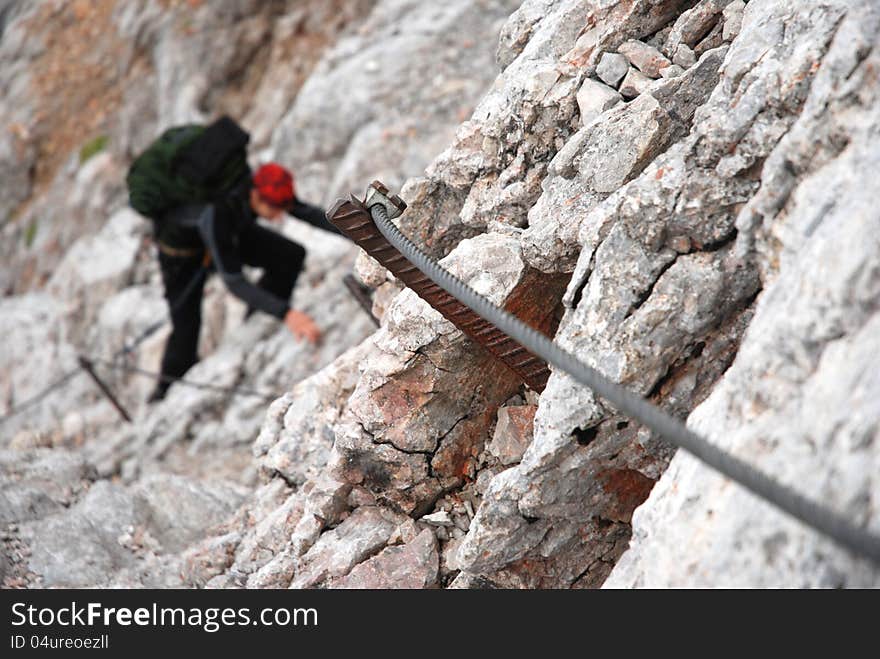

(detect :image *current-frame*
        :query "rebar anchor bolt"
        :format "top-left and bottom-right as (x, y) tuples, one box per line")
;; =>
(363, 180), (406, 219)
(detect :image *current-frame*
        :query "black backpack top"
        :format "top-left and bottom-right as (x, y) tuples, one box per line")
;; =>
(126, 116), (251, 221)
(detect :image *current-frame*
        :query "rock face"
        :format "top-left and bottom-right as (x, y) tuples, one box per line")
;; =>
(333, 233), (566, 517)
(271, 0), (521, 202)
(4, 0), (880, 590)
(605, 0), (880, 587)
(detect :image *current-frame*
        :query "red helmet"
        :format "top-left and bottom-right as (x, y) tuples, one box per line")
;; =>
(252, 162), (295, 208)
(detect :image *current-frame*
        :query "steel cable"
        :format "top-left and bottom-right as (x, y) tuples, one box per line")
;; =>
(370, 203), (880, 564)
(0, 357), (277, 429)
(86, 357), (278, 401)
(0, 368), (84, 426)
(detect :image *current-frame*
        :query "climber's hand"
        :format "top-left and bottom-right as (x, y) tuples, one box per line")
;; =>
(284, 309), (321, 344)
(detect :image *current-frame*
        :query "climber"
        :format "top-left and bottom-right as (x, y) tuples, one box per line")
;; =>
(127, 117), (344, 403)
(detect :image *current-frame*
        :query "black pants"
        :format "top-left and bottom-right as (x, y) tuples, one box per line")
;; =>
(158, 223), (306, 382)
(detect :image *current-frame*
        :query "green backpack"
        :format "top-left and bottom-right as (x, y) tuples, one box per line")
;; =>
(126, 116), (251, 221)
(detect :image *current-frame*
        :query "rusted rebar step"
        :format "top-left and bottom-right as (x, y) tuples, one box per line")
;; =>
(328, 193), (551, 392)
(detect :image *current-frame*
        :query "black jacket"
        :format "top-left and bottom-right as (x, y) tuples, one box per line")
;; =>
(157, 185), (339, 319)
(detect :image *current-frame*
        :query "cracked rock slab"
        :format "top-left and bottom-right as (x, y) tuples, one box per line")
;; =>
(290, 506), (405, 589)
(332, 529), (439, 589)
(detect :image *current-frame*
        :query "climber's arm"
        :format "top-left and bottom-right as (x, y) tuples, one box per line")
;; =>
(289, 197), (344, 236)
(196, 205), (290, 319)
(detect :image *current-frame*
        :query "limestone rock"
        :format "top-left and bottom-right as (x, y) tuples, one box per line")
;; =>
(595, 52), (629, 88)
(722, 0), (746, 41)
(15, 474), (245, 588)
(290, 506), (404, 589)
(421, 511), (455, 527)
(672, 44), (697, 68)
(664, 0), (733, 56)
(618, 40), (672, 78)
(255, 337), (373, 486)
(330, 232), (566, 515)
(619, 68), (654, 99)
(180, 532), (242, 588)
(271, 0), (521, 204)
(332, 529), (439, 588)
(47, 207), (145, 336)
(521, 45), (728, 274)
(606, 0), (880, 588)
(488, 405), (537, 466)
(0, 449), (96, 525)
(576, 79), (623, 125)
(659, 64), (686, 79)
